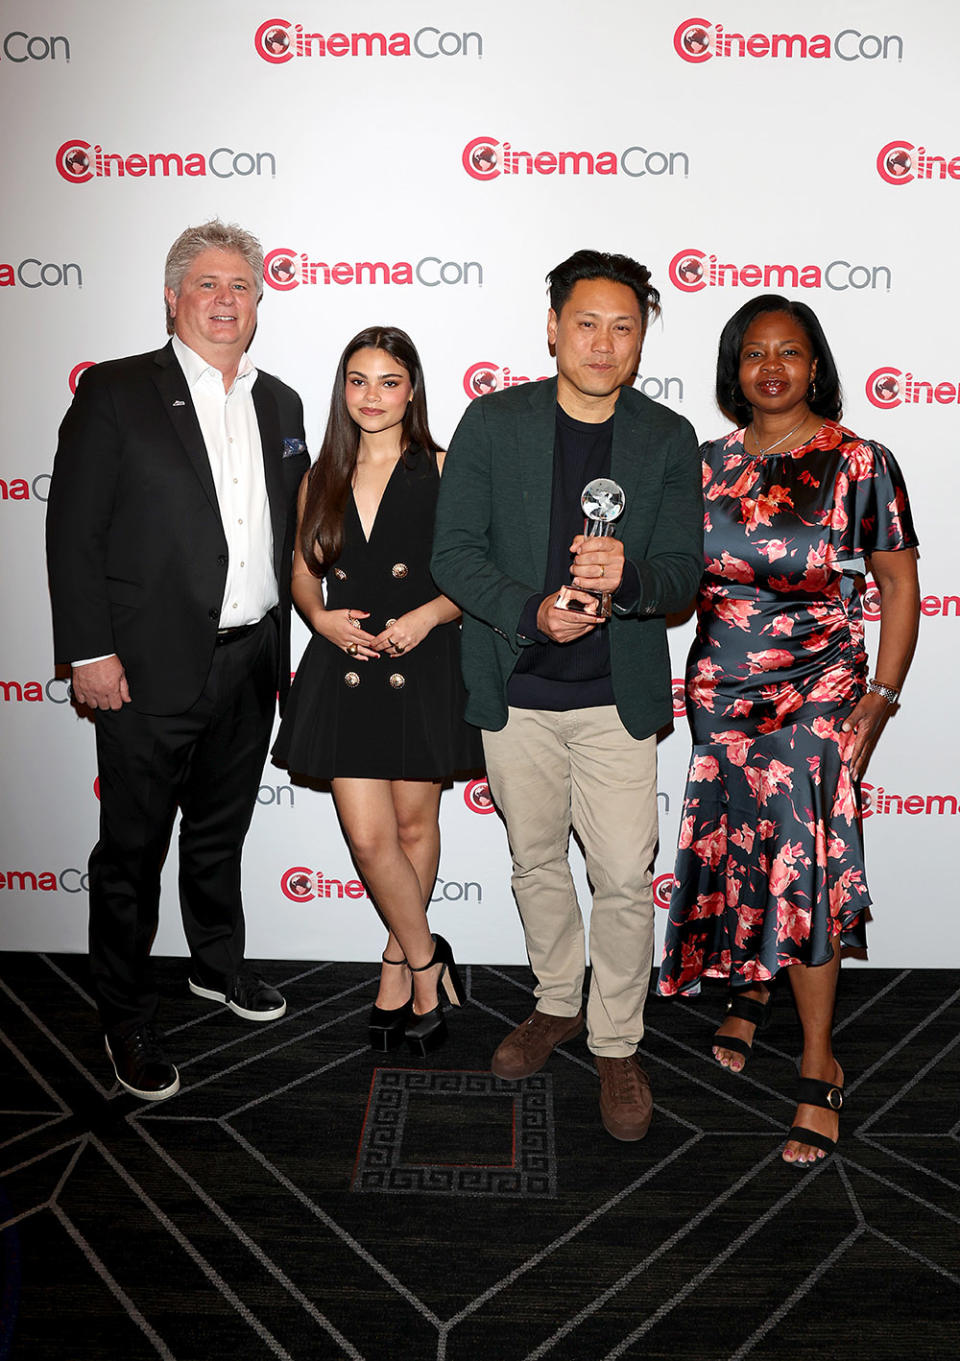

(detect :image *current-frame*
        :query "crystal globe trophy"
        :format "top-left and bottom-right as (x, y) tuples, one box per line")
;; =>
(556, 477), (625, 619)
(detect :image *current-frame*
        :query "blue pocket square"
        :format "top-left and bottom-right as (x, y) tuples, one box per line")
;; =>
(283, 437), (307, 458)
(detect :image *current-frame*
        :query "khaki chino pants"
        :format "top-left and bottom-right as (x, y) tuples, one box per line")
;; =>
(482, 705), (659, 1057)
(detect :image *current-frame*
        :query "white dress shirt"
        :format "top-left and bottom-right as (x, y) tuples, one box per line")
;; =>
(172, 335), (277, 627)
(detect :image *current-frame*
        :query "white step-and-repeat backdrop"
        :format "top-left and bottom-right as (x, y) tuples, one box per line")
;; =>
(1, 2), (955, 966)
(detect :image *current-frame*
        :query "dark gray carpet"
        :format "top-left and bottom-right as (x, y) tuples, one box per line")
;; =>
(1, 953), (958, 1359)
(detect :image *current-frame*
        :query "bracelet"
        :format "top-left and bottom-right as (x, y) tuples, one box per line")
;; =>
(867, 677), (900, 705)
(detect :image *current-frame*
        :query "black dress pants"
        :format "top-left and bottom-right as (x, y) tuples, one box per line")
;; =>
(89, 615), (278, 1036)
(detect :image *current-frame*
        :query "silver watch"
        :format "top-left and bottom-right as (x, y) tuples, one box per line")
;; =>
(867, 677), (900, 704)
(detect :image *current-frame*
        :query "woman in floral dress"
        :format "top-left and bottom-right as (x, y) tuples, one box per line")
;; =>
(658, 296), (920, 1165)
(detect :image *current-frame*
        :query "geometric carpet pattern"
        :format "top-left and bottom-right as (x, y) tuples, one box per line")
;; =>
(1, 952), (958, 1360)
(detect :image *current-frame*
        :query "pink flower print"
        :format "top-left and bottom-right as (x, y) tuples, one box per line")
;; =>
(692, 821), (727, 868)
(677, 814), (695, 849)
(759, 538), (789, 563)
(729, 823), (756, 854)
(744, 758), (794, 804)
(807, 667), (852, 706)
(757, 819), (777, 839)
(827, 832), (848, 859)
(807, 755), (822, 784)
(690, 753), (721, 783)
(831, 762), (858, 825)
(768, 840), (806, 896)
(680, 939), (704, 977)
(819, 474), (850, 532)
(746, 648), (794, 674)
(729, 697), (753, 717)
(829, 867), (864, 917)
(714, 597), (760, 632)
(844, 442), (876, 482)
(734, 904), (765, 948)
(768, 613), (795, 637)
(777, 897), (811, 945)
(755, 682), (804, 733)
(740, 959), (774, 983)
(688, 657), (723, 712)
(691, 891), (725, 919)
(811, 715), (840, 743)
(707, 550), (754, 583)
(712, 730), (753, 768)
(739, 484), (794, 534)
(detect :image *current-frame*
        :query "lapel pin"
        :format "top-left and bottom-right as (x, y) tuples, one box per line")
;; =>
(172, 399), (186, 407)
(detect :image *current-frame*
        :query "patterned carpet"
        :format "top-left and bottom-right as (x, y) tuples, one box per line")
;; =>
(1, 953), (958, 1360)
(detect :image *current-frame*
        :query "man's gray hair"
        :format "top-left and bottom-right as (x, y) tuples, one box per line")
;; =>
(164, 219), (264, 332)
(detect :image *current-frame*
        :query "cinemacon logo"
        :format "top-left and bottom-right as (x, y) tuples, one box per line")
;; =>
(877, 142), (960, 186)
(462, 362), (683, 403)
(462, 362), (551, 400)
(462, 137), (689, 181)
(254, 19), (481, 61)
(862, 786), (960, 818)
(653, 874), (675, 909)
(1, 30), (69, 61)
(0, 869), (91, 893)
(264, 248), (481, 290)
(866, 367), (960, 409)
(280, 867), (482, 902)
(673, 18), (902, 63)
(55, 140), (276, 183)
(1, 258), (81, 289)
(669, 249), (890, 294)
(0, 678), (70, 701)
(0, 477), (51, 503)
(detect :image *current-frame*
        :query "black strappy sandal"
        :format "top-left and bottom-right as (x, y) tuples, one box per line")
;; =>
(785, 1076), (844, 1163)
(712, 986), (773, 1071)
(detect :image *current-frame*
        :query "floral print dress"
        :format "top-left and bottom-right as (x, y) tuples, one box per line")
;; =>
(658, 421), (917, 996)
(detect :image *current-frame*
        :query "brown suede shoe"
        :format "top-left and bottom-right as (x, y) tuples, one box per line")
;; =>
(595, 1054), (653, 1141)
(490, 1009), (584, 1080)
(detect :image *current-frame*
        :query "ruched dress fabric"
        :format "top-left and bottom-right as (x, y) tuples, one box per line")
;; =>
(658, 421), (917, 996)
(272, 447), (481, 781)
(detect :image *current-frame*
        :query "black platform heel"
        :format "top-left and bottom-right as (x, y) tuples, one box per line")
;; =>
(404, 934), (464, 1056)
(368, 954), (412, 1052)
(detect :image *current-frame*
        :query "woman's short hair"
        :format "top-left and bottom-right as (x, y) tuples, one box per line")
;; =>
(164, 219), (264, 332)
(716, 294), (843, 426)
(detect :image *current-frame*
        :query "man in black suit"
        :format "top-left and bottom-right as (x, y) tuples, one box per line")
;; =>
(46, 220), (309, 1101)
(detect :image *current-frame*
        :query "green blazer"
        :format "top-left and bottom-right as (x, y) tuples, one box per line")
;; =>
(431, 376), (704, 738)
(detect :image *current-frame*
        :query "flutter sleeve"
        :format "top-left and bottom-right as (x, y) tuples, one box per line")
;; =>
(841, 438), (919, 555)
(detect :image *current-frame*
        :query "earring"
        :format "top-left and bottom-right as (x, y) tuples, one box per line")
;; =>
(807, 378), (817, 403)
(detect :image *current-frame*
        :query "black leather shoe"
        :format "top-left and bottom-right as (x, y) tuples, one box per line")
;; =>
(188, 973), (287, 1021)
(105, 1025), (180, 1102)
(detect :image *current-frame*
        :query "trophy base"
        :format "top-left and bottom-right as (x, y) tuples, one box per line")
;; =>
(555, 586), (612, 619)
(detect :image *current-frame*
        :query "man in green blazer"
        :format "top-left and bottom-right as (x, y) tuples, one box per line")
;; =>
(432, 250), (703, 1141)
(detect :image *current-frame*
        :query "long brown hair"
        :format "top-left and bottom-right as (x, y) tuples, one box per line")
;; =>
(300, 326), (440, 574)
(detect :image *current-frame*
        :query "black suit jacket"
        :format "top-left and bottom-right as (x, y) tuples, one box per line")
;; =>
(46, 341), (309, 716)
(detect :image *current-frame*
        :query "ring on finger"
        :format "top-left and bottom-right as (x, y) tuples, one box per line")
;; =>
(394, 643), (406, 654)
(350, 616), (361, 629)
(346, 642), (359, 656)
(599, 564), (605, 578)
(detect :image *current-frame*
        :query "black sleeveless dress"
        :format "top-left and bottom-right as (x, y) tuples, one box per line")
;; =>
(272, 447), (481, 780)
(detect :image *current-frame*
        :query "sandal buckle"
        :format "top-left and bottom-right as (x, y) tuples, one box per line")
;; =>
(826, 1086), (843, 1110)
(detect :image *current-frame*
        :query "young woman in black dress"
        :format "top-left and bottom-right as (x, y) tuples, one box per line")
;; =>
(273, 327), (477, 1054)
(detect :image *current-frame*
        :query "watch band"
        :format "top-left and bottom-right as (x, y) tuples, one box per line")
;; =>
(867, 677), (900, 704)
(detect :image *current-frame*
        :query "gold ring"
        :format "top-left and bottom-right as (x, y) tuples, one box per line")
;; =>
(347, 642), (359, 656)
(350, 617), (361, 629)
(599, 564), (605, 578)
